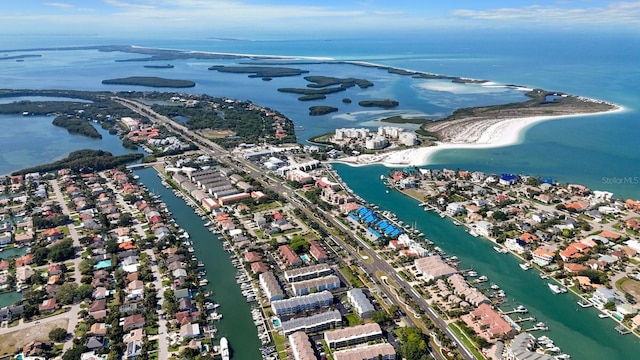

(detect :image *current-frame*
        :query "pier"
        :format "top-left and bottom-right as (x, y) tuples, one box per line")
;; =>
(524, 323), (549, 332)
(513, 316), (536, 323)
(503, 306), (528, 315)
(615, 325), (632, 335)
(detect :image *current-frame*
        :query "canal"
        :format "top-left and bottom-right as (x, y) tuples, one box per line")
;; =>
(135, 168), (261, 360)
(334, 163), (640, 360)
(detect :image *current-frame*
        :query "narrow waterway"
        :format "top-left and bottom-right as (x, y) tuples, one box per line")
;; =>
(334, 163), (640, 360)
(135, 168), (261, 360)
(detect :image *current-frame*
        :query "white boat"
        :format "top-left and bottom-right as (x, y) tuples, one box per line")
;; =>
(577, 299), (593, 308)
(598, 313), (609, 318)
(220, 337), (230, 360)
(520, 262), (532, 271)
(548, 283), (567, 294)
(493, 246), (508, 254)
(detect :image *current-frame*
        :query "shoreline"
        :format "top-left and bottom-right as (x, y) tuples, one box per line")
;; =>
(333, 105), (625, 168)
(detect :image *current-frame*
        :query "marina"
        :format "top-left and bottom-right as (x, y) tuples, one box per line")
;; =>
(137, 168), (262, 359)
(334, 163), (640, 360)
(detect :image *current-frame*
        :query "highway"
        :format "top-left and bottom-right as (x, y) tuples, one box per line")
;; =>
(114, 97), (472, 360)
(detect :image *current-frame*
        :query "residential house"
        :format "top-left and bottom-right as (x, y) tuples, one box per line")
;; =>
(123, 314), (145, 330)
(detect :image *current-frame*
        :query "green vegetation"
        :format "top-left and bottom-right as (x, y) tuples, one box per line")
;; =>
(52, 117), (102, 138)
(12, 149), (144, 175)
(309, 106), (339, 116)
(358, 99), (399, 109)
(304, 76), (373, 89)
(450, 322), (487, 359)
(208, 65), (308, 78)
(298, 94), (327, 101)
(396, 326), (431, 360)
(143, 64), (174, 69)
(277, 75), (374, 101)
(49, 327), (68, 343)
(289, 235), (310, 253)
(102, 76), (195, 88)
(277, 86), (348, 99)
(151, 96), (296, 147)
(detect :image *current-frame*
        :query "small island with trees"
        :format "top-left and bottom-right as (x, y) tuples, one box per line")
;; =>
(102, 76), (195, 88)
(309, 106), (339, 116)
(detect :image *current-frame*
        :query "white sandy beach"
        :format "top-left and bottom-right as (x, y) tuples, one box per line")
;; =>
(335, 105), (625, 168)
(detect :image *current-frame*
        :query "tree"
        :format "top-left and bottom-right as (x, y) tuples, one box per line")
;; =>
(49, 327), (68, 342)
(118, 212), (133, 227)
(62, 345), (88, 360)
(604, 301), (616, 311)
(75, 283), (94, 301)
(56, 283), (79, 305)
(492, 210), (507, 221)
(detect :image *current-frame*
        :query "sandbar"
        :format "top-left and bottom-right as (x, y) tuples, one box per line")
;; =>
(335, 105), (625, 168)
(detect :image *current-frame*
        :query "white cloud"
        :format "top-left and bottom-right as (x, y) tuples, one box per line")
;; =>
(42, 2), (74, 8)
(453, 2), (640, 25)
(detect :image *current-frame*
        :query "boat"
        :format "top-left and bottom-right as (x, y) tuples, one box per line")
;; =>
(548, 283), (567, 294)
(220, 337), (230, 360)
(476, 275), (488, 283)
(555, 354), (571, 360)
(539, 273), (549, 279)
(519, 262), (532, 271)
(466, 270), (478, 277)
(493, 246), (508, 254)
(577, 299), (593, 308)
(490, 283), (500, 290)
(598, 313), (609, 318)
(453, 220), (462, 226)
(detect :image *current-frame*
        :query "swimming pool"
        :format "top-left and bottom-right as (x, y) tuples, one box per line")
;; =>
(272, 318), (281, 327)
(300, 254), (310, 262)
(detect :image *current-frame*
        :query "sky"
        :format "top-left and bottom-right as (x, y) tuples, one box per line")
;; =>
(1, 0), (638, 39)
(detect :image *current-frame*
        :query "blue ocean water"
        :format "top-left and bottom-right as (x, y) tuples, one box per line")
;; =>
(1, 32), (639, 359)
(2, 32), (638, 198)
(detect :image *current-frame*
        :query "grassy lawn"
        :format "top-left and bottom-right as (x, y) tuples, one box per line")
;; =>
(344, 313), (361, 326)
(0, 319), (68, 357)
(338, 265), (364, 288)
(448, 323), (485, 360)
(272, 331), (288, 360)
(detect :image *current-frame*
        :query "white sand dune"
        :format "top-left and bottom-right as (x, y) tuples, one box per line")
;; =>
(335, 106), (625, 168)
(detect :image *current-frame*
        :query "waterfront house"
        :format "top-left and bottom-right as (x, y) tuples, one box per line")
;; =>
(464, 303), (516, 341)
(15, 266), (35, 283)
(250, 261), (269, 274)
(563, 263), (588, 273)
(592, 286), (616, 306)
(259, 271), (284, 302)
(0, 232), (11, 247)
(532, 248), (555, 266)
(414, 256), (457, 281)
(446, 202), (464, 216)
(180, 322), (202, 340)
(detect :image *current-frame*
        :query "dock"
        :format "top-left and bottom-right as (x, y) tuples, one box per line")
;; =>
(503, 306), (528, 315)
(524, 323), (549, 332)
(615, 325), (632, 335)
(513, 316), (536, 323)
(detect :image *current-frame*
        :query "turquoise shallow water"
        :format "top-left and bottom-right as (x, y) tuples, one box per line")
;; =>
(0, 32), (639, 358)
